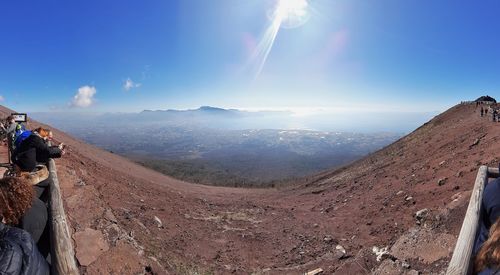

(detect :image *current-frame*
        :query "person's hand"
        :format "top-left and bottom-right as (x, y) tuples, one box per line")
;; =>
(58, 143), (65, 150)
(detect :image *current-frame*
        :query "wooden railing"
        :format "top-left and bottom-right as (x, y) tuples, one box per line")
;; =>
(3, 116), (79, 273)
(446, 166), (497, 275)
(46, 142), (79, 274)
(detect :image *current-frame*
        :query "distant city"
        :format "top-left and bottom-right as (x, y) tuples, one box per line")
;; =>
(32, 107), (403, 186)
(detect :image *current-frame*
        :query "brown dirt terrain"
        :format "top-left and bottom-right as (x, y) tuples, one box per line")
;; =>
(0, 102), (496, 274)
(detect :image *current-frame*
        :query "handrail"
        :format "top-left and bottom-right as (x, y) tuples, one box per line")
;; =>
(47, 143), (79, 275)
(446, 165), (495, 275)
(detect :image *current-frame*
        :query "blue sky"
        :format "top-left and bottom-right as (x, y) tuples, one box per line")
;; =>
(1, 0), (499, 114)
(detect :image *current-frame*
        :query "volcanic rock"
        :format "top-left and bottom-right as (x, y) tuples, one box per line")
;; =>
(74, 228), (110, 266)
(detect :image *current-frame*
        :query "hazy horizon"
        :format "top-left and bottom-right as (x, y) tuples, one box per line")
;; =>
(30, 104), (439, 133)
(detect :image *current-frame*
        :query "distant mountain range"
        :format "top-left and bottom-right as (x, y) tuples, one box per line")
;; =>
(139, 106), (292, 119)
(142, 105), (287, 113)
(30, 106), (402, 185)
(142, 106), (239, 113)
(32, 106), (436, 133)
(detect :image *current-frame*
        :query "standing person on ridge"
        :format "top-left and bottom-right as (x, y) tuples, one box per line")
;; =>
(1, 116), (17, 152)
(2, 116), (17, 140)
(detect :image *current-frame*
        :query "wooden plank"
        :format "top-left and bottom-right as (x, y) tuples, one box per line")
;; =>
(48, 157), (80, 275)
(446, 165), (488, 275)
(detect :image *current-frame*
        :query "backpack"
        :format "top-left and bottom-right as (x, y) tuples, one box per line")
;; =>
(12, 123), (26, 139)
(14, 130), (32, 148)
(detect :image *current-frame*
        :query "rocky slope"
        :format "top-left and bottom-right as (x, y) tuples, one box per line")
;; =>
(0, 102), (494, 274)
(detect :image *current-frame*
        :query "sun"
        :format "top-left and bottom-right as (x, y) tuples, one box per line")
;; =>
(274, 0), (311, 29)
(249, 0), (312, 79)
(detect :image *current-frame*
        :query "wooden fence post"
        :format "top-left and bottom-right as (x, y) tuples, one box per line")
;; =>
(446, 165), (488, 275)
(47, 155), (79, 274)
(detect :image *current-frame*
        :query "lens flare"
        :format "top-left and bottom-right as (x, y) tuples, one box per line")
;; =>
(247, 0), (311, 79)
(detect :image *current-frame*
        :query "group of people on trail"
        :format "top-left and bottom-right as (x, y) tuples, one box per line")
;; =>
(1, 115), (65, 172)
(0, 115), (66, 274)
(478, 106), (500, 122)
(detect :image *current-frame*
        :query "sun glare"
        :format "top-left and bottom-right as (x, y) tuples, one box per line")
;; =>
(248, 0), (311, 79)
(275, 0), (310, 29)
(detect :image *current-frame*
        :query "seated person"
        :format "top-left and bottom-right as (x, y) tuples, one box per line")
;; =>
(14, 127), (65, 172)
(474, 176), (500, 254)
(0, 177), (48, 243)
(0, 177), (49, 274)
(474, 218), (499, 274)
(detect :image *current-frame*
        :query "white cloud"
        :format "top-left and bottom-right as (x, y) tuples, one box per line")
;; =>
(71, 86), (96, 108)
(0, 96), (4, 102)
(123, 78), (141, 91)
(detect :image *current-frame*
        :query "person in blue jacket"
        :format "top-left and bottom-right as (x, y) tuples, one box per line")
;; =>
(0, 177), (49, 275)
(14, 127), (64, 172)
(474, 176), (500, 255)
